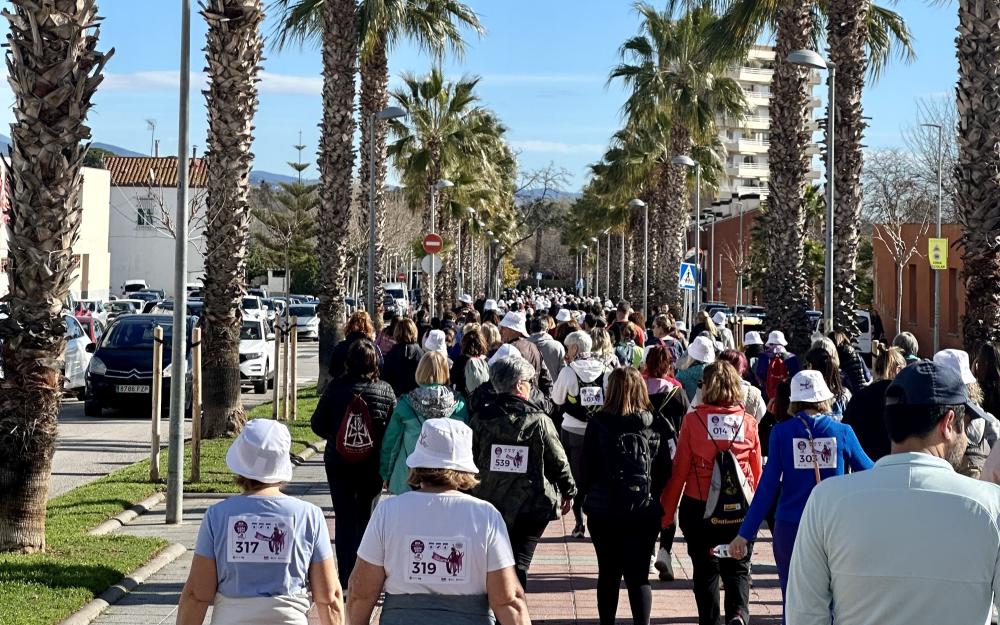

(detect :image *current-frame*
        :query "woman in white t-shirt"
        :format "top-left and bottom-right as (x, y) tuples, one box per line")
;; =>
(348, 419), (530, 625)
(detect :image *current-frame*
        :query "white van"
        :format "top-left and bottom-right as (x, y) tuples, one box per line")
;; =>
(383, 282), (409, 315)
(813, 309), (873, 355)
(121, 279), (148, 296)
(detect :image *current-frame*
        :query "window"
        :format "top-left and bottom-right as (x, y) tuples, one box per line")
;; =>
(137, 195), (156, 228)
(908, 264), (917, 323)
(949, 268), (959, 334)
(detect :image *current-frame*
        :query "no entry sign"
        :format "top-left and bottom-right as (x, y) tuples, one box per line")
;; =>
(423, 233), (444, 254)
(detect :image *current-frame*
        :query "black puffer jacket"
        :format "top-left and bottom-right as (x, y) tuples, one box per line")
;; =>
(329, 331), (370, 379)
(312, 376), (397, 475)
(381, 342), (423, 397)
(837, 343), (869, 395)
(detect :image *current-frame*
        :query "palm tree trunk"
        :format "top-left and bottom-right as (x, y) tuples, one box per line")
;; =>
(827, 0), (870, 338)
(316, 0), (358, 392)
(0, 0), (111, 552)
(200, 0), (263, 438)
(956, 0), (1000, 350)
(764, 1), (814, 354)
(359, 34), (389, 325)
(662, 130), (692, 317)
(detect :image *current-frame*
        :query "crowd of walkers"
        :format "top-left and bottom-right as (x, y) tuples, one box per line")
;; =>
(181, 286), (1000, 625)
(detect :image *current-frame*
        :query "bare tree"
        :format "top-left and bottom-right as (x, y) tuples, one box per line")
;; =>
(863, 149), (934, 335)
(902, 96), (958, 223)
(515, 163), (572, 270)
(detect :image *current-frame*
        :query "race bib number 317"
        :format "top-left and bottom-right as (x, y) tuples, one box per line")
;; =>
(706, 414), (744, 442)
(792, 438), (837, 470)
(490, 444), (529, 474)
(226, 515), (293, 563)
(406, 535), (469, 585)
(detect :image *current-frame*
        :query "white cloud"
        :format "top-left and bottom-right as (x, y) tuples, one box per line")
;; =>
(509, 139), (605, 154)
(101, 70), (322, 96)
(480, 73), (604, 85)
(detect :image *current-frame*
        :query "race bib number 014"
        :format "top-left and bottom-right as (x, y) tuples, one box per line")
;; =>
(706, 414), (744, 442)
(792, 438), (837, 470)
(490, 444), (529, 474)
(226, 515), (293, 563)
(407, 536), (469, 585)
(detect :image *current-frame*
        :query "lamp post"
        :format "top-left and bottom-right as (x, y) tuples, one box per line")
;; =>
(590, 236), (600, 299)
(428, 178), (453, 316)
(629, 199), (648, 319)
(367, 106), (406, 319)
(673, 155), (701, 312)
(789, 49), (836, 334)
(579, 244), (588, 296)
(458, 207), (475, 296)
(922, 122), (944, 354)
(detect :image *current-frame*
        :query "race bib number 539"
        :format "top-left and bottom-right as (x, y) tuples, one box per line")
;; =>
(407, 536), (469, 585)
(226, 515), (293, 563)
(490, 444), (529, 474)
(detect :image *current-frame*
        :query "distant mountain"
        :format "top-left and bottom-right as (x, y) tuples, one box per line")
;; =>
(251, 170), (318, 186)
(91, 142), (145, 157)
(515, 188), (582, 204)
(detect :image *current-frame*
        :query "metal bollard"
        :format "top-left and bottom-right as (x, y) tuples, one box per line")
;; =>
(150, 325), (163, 482)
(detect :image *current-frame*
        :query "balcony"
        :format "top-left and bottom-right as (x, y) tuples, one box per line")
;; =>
(745, 115), (770, 130)
(736, 139), (770, 154)
(738, 66), (774, 83)
(726, 162), (770, 178)
(743, 88), (772, 105)
(737, 185), (770, 197)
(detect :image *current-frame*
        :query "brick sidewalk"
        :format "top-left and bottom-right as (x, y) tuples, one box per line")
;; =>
(526, 514), (784, 624)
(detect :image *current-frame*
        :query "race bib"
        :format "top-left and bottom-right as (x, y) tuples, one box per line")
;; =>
(792, 438), (837, 470)
(705, 414), (744, 442)
(226, 515), (293, 563)
(406, 536), (469, 585)
(580, 385), (605, 407)
(490, 444), (529, 473)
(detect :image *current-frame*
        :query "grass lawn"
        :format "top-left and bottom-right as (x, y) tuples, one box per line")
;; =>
(0, 386), (322, 625)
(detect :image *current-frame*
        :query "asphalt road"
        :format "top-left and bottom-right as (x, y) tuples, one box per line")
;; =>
(49, 342), (320, 499)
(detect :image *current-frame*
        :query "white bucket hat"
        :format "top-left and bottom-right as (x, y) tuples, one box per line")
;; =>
(423, 329), (448, 354)
(406, 418), (479, 474)
(744, 331), (764, 346)
(790, 370), (835, 403)
(484, 299), (498, 311)
(499, 311), (528, 337)
(712, 311), (727, 326)
(675, 320), (688, 333)
(766, 330), (788, 347)
(688, 336), (717, 364)
(933, 349), (977, 385)
(226, 419), (294, 484)
(488, 342), (523, 366)
(555, 309), (572, 322)
(458, 293), (473, 305)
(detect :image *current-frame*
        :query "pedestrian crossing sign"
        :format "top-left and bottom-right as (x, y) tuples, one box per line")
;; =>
(928, 238), (948, 270)
(679, 262), (697, 290)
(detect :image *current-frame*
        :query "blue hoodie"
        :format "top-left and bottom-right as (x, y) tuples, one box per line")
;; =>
(738, 411), (873, 540)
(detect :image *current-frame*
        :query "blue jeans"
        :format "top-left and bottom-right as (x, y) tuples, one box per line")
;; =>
(772, 519), (800, 624)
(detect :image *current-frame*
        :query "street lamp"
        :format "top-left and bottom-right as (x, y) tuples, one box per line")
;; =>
(629, 199), (648, 319)
(589, 236), (600, 299)
(428, 178), (453, 316)
(367, 106), (406, 319)
(922, 122), (944, 353)
(579, 244), (589, 296)
(672, 155), (701, 313)
(789, 48), (836, 334)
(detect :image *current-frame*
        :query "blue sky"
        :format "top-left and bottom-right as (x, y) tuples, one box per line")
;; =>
(0, 1), (958, 189)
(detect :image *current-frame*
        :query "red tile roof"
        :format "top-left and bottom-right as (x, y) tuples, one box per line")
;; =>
(104, 156), (209, 188)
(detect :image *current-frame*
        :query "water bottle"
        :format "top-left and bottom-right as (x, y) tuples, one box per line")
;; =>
(711, 544), (732, 558)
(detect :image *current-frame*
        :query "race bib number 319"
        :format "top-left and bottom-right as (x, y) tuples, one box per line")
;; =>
(706, 414), (744, 442)
(490, 444), (529, 474)
(406, 536), (469, 585)
(226, 515), (293, 563)
(792, 438), (837, 470)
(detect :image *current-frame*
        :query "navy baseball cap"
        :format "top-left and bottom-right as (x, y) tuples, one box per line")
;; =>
(885, 360), (986, 420)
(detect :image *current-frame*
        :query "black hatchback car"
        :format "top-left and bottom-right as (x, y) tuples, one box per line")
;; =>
(84, 314), (196, 417)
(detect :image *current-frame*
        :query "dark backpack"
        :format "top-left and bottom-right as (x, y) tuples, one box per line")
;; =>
(765, 352), (788, 401)
(335, 394), (376, 462)
(610, 430), (654, 512)
(564, 370), (606, 423)
(700, 414), (753, 542)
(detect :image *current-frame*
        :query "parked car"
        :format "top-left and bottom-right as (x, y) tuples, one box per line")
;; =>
(121, 279), (148, 296)
(248, 288), (268, 299)
(811, 309), (873, 355)
(241, 296), (266, 321)
(130, 291), (161, 305)
(383, 282), (409, 315)
(261, 298), (286, 322)
(64, 313), (93, 396)
(84, 314), (195, 417)
(74, 299), (109, 325)
(138, 288), (166, 300)
(107, 299), (143, 321)
(289, 304), (319, 341)
(239, 318), (276, 394)
(150, 299), (204, 317)
(76, 316), (106, 344)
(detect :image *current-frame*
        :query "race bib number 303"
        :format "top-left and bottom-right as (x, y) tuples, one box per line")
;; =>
(406, 536), (469, 585)
(226, 515), (294, 563)
(792, 437), (837, 470)
(490, 444), (529, 474)
(706, 414), (744, 442)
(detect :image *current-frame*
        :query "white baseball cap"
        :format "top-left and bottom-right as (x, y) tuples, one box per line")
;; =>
(406, 419), (479, 474)
(488, 342), (523, 366)
(712, 311), (727, 326)
(423, 329), (448, 354)
(226, 419), (294, 484)
(499, 311), (528, 337)
(767, 330), (788, 346)
(555, 309), (572, 322)
(484, 299), (498, 311)
(458, 293), (473, 304)
(744, 331), (764, 346)
(688, 336), (717, 364)
(790, 370), (835, 403)
(933, 349), (977, 385)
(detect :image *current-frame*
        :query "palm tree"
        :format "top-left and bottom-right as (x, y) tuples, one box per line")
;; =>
(609, 1), (746, 316)
(0, 0), (112, 552)
(956, 0), (1000, 350)
(200, 0), (264, 438)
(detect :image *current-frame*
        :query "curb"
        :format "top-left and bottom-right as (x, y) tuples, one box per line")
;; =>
(88, 493), (166, 536)
(56, 542), (187, 625)
(292, 439), (326, 465)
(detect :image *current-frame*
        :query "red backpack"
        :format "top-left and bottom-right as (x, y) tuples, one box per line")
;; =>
(335, 394), (375, 462)
(765, 353), (788, 401)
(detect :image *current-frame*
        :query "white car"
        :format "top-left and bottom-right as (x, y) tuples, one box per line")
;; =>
(75, 299), (109, 326)
(63, 313), (94, 396)
(241, 296), (266, 321)
(239, 318), (275, 394)
(289, 304), (319, 341)
(106, 299), (144, 321)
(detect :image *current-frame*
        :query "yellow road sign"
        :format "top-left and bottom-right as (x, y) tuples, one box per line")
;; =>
(928, 237), (948, 270)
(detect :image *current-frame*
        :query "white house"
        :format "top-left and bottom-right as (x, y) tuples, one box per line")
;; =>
(105, 156), (207, 297)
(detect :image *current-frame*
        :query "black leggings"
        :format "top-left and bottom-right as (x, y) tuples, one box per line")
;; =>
(588, 514), (660, 625)
(560, 428), (586, 525)
(508, 518), (550, 590)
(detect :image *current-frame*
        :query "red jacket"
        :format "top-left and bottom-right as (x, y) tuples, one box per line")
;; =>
(660, 404), (762, 526)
